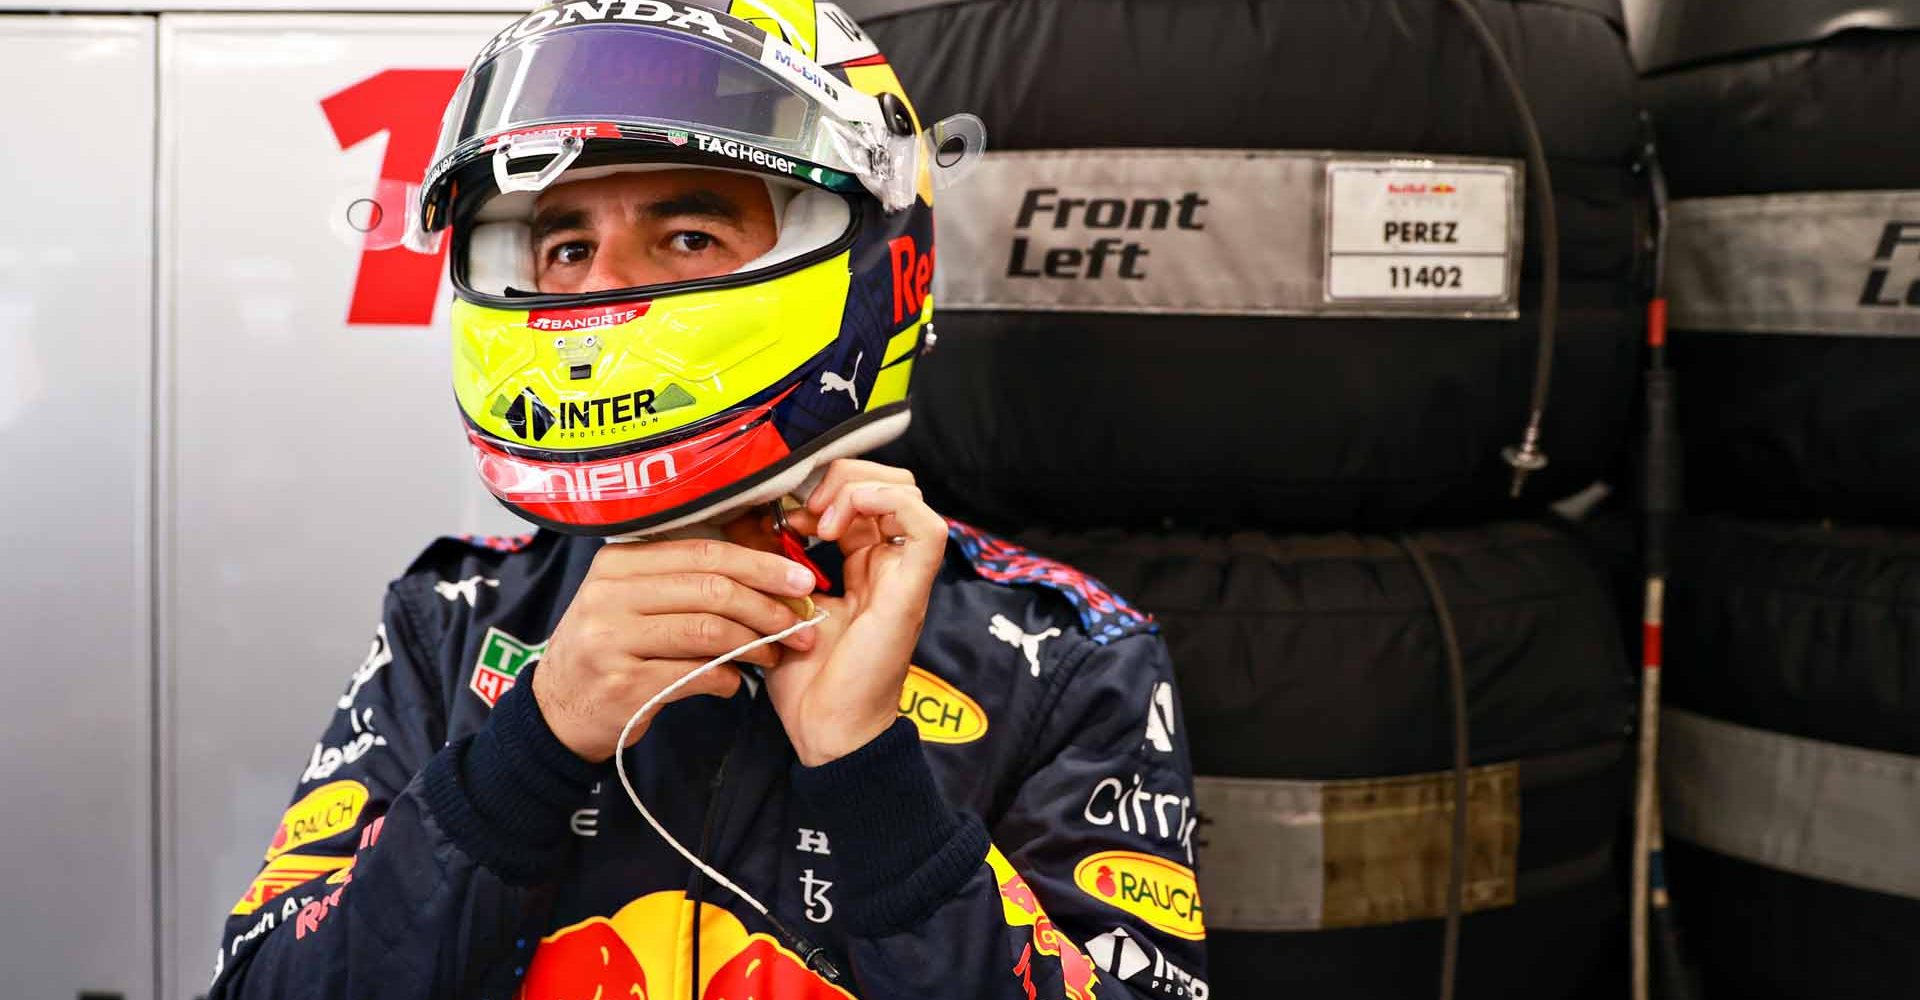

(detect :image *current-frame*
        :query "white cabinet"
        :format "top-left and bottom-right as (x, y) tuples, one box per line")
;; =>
(157, 15), (525, 997)
(0, 16), (158, 1000)
(0, 8), (533, 998)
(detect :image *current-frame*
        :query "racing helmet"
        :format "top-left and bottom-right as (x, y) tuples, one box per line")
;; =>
(413, 0), (984, 536)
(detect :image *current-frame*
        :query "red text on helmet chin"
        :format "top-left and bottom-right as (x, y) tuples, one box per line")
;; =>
(890, 235), (933, 325)
(528, 302), (651, 332)
(478, 447), (680, 503)
(465, 391), (796, 528)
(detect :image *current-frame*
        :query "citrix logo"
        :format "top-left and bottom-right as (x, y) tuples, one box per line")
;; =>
(1860, 221), (1920, 308)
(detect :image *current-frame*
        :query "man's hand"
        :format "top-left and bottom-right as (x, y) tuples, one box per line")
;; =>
(532, 539), (821, 762)
(760, 460), (947, 766)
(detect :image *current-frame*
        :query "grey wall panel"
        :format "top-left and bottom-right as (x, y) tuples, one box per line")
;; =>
(156, 14), (524, 998)
(0, 16), (158, 1000)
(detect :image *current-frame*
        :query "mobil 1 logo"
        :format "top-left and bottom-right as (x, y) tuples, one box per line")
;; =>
(1323, 160), (1520, 313)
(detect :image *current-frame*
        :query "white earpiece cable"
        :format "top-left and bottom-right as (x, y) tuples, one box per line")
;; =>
(612, 610), (830, 921)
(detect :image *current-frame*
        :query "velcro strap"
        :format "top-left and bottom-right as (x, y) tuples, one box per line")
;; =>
(1667, 191), (1920, 338)
(1662, 708), (1920, 900)
(1195, 763), (1521, 931)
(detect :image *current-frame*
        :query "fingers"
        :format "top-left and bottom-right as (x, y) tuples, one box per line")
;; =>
(822, 481), (946, 554)
(627, 613), (789, 668)
(783, 506), (883, 551)
(654, 659), (744, 703)
(587, 573), (813, 651)
(805, 459), (915, 516)
(591, 538), (816, 598)
(619, 662), (743, 747)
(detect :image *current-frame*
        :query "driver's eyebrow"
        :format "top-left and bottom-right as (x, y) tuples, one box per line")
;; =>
(530, 206), (591, 244)
(644, 189), (743, 225)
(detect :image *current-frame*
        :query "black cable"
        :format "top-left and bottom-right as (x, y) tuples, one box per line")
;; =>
(1398, 534), (1472, 1000)
(1441, 0), (1562, 497)
(1635, 112), (1698, 1000)
(687, 748), (732, 1000)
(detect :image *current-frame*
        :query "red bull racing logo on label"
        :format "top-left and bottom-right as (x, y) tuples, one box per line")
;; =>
(1072, 850), (1205, 941)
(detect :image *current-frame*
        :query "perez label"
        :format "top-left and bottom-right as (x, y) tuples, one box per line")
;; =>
(1323, 161), (1518, 303)
(934, 150), (1521, 319)
(1324, 161), (1519, 304)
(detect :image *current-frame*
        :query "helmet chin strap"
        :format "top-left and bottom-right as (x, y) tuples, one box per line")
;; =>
(601, 408), (913, 543)
(613, 466), (832, 545)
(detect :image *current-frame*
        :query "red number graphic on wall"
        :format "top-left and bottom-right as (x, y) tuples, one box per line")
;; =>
(321, 69), (465, 327)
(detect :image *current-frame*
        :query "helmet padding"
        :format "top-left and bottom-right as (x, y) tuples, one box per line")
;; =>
(462, 168), (843, 297)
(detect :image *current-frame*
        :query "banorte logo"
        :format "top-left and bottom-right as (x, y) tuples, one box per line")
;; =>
(517, 891), (854, 1000)
(1072, 851), (1204, 942)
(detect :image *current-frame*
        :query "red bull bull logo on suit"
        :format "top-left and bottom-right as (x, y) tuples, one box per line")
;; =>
(518, 891), (855, 1000)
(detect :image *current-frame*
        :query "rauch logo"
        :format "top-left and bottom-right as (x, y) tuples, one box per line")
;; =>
(897, 666), (987, 745)
(1072, 850), (1205, 941)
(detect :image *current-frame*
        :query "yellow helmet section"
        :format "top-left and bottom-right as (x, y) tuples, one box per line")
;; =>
(727, 0), (936, 209)
(728, 0), (819, 55)
(869, 294), (928, 414)
(453, 251), (853, 451)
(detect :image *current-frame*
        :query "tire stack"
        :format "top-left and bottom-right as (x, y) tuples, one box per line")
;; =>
(1640, 7), (1920, 995)
(857, 1), (1646, 996)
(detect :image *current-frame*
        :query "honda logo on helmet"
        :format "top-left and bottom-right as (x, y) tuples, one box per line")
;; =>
(475, 1), (751, 65)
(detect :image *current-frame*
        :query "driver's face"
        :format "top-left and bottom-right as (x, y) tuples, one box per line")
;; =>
(530, 168), (779, 294)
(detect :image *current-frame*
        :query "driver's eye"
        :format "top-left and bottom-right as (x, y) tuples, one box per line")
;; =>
(549, 242), (591, 266)
(669, 232), (715, 253)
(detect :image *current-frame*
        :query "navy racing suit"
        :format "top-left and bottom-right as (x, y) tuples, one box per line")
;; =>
(209, 520), (1207, 1000)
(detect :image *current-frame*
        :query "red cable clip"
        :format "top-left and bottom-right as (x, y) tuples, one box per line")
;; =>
(772, 503), (832, 593)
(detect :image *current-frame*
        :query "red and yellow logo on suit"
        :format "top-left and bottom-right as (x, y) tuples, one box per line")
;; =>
(518, 891), (855, 1000)
(989, 846), (1099, 1000)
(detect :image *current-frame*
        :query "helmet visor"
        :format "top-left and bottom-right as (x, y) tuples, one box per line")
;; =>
(415, 15), (987, 253)
(442, 24), (814, 153)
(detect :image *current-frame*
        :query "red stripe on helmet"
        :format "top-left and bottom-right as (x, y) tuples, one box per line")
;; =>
(468, 396), (793, 530)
